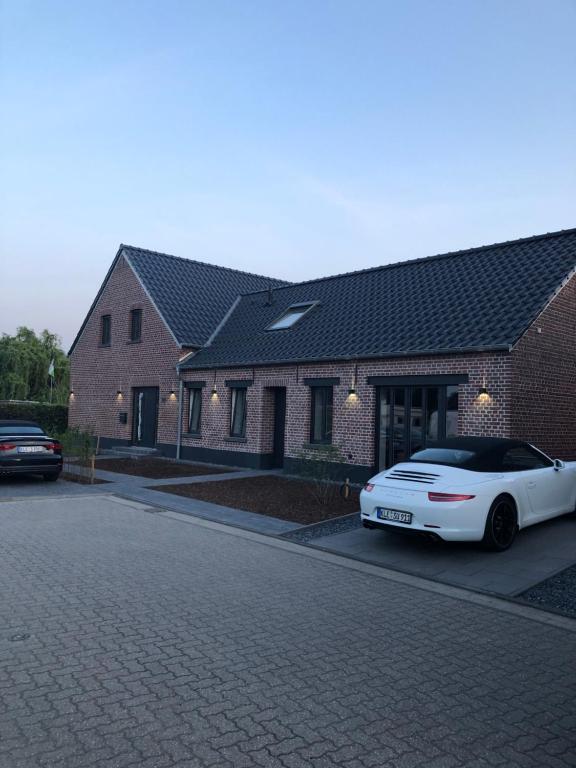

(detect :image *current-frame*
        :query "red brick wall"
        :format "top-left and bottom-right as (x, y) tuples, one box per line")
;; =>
(69, 255), (185, 444)
(181, 352), (512, 468)
(511, 272), (576, 460)
(69, 254), (575, 465)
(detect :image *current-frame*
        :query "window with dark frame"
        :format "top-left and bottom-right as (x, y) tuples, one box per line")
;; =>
(377, 384), (460, 471)
(130, 309), (142, 342)
(310, 386), (333, 444)
(188, 388), (202, 434)
(100, 315), (111, 346)
(230, 387), (247, 438)
(266, 302), (316, 331)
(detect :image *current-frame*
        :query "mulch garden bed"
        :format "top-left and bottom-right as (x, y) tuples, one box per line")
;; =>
(88, 457), (236, 479)
(148, 475), (359, 525)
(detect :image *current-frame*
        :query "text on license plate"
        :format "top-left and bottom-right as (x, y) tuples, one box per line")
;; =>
(376, 508), (412, 524)
(17, 446), (45, 453)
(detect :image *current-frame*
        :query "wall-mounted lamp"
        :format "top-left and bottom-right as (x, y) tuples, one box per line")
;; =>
(116, 390), (123, 400)
(169, 389), (176, 401)
(347, 363), (359, 401)
(210, 370), (218, 399)
(476, 385), (491, 403)
(69, 390), (75, 400)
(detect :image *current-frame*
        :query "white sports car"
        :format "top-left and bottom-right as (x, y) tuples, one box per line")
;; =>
(360, 437), (576, 550)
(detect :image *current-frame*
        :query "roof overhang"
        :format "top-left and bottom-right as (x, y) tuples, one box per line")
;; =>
(179, 344), (512, 371)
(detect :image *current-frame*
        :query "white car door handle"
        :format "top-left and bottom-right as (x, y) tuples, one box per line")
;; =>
(527, 481), (537, 489)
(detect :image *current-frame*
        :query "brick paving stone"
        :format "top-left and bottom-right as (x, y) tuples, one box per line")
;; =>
(0, 494), (575, 768)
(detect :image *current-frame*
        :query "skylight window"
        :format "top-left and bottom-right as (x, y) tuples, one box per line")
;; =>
(266, 302), (317, 331)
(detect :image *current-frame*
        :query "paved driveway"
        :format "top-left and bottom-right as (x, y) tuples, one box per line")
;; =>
(2, 473), (575, 598)
(0, 492), (574, 768)
(311, 515), (576, 595)
(0, 474), (106, 499)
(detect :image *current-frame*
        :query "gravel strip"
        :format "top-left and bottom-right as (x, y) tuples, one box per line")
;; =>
(281, 512), (362, 542)
(520, 564), (576, 618)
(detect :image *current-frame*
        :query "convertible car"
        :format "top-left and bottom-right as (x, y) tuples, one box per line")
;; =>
(0, 420), (63, 481)
(360, 437), (576, 550)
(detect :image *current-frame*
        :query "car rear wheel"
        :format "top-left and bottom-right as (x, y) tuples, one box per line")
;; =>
(43, 472), (60, 482)
(482, 495), (517, 551)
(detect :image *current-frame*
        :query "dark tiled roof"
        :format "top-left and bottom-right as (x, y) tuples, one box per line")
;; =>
(69, 246), (288, 354)
(123, 246), (289, 346)
(181, 228), (576, 369)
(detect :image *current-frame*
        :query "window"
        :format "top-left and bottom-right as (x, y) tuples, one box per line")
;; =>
(0, 425), (44, 435)
(100, 315), (111, 346)
(446, 385), (459, 437)
(130, 309), (142, 342)
(377, 384), (460, 471)
(266, 302), (316, 331)
(188, 388), (202, 434)
(310, 386), (333, 444)
(230, 388), (247, 438)
(500, 446), (553, 472)
(410, 448), (474, 466)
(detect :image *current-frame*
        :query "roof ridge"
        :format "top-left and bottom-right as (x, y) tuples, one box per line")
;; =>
(236, 226), (576, 298)
(120, 244), (289, 285)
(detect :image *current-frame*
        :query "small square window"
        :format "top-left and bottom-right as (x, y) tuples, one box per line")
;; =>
(188, 389), (202, 434)
(130, 309), (142, 342)
(100, 315), (111, 346)
(266, 302), (316, 331)
(230, 388), (247, 438)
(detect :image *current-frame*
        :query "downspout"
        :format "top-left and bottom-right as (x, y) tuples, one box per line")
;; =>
(176, 373), (184, 460)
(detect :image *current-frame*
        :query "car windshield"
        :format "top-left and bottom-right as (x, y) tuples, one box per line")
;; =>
(0, 426), (45, 435)
(409, 447), (475, 465)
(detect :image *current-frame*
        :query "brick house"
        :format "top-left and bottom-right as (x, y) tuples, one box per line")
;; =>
(70, 229), (576, 481)
(68, 245), (287, 449)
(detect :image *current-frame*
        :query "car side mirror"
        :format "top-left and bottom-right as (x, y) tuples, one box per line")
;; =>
(553, 459), (565, 471)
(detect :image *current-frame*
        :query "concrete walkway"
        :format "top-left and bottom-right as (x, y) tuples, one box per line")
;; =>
(83, 465), (270, 486)
(60, 463), (300, 535)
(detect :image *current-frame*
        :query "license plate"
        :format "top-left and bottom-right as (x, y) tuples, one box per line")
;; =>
(17, 446), (45, 453)
(376, 508), (412, 524)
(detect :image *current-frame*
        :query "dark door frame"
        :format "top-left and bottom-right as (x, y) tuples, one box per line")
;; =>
(131, 386), (159, 447)
(271, 387), (287, 469)
(375, 384), (455, 472)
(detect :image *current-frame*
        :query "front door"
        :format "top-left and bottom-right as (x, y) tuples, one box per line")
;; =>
(271, 388), (287, 468)
(132, 387), (159, 447)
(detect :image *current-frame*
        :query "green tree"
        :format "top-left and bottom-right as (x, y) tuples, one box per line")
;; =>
(0, 327), (69, 404)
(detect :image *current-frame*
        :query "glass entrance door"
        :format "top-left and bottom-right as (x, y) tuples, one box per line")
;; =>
(376, 384), (459, 471)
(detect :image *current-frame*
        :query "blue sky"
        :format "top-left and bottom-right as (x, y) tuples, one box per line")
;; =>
(1, 0), (575, 348)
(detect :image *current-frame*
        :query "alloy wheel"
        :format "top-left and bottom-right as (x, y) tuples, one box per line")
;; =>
(491, 499), (516, 548)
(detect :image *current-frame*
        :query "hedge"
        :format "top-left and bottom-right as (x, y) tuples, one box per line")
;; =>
(0, 401), (68, 435)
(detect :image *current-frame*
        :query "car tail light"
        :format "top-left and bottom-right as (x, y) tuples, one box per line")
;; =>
(428, 492), (475, 502)
(363, 483), (375, 492)
(0, 443), (16, 451)
(45, 442), (62, 453)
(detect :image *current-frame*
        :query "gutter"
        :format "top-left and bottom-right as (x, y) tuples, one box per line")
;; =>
(176, 376), (184, 460)
(178, 344), (513, 372)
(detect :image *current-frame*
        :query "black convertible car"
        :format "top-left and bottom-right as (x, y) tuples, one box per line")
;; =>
(0, 420), (63, 481)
